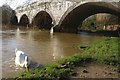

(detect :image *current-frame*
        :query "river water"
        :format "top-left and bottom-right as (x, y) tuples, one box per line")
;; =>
(1, 28), (104, 78)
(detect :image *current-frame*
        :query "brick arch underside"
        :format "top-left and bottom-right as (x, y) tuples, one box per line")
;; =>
(57, 2), (120, 33)
(32, 11), (53, 29)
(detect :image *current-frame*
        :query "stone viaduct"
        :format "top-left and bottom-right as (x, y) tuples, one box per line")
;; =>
(14, 0), (120, 33)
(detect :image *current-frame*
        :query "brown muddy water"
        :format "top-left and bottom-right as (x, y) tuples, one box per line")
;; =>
(1, 28), (104, 78)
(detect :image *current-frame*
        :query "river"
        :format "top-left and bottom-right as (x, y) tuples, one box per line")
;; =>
(1, 28), (104, 78)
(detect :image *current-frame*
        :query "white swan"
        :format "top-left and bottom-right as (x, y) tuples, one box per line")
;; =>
(15, 48), (30, 71)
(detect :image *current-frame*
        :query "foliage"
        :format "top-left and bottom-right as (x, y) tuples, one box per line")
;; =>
(80, 15), (96, 30)
(80, 14), (120, 30)
(1, 4), (15, 25)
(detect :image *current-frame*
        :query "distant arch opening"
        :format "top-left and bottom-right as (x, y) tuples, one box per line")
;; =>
(32, 11), (53, 29)
(19, 14), (29, 27)
(79, 13), (120, 31)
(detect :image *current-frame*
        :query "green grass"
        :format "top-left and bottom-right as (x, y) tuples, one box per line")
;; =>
(82, 37), (119, 66)
(16, 37), (120, 79)
(16, 65), (72, 79)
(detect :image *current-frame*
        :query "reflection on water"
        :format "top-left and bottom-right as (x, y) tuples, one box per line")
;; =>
(2, 28), (103, 78)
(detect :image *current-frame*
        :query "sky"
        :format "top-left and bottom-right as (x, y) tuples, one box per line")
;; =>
(0, 0), (55, 9)
(0, 0), (38, 9)
(0, 0), (6, 6)
(0, 0), (119, 10)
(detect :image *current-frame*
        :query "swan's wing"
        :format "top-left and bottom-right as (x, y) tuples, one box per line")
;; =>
(19, 53), (26, 64)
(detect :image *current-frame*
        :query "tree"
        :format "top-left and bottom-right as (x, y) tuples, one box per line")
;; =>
(2, 4), (13, 25)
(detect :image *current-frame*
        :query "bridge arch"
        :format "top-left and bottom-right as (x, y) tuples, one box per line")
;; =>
(32, 10), (53, 29)
(57, 2), (120, 33)
(10, 15), (18, 25)
(19, 14), (30, 27)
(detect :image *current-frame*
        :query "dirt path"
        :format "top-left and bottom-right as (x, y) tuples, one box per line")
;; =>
(71, 62), (119, 79)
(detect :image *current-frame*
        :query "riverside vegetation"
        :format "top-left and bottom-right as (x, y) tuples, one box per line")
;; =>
(16, 37), (120, 79)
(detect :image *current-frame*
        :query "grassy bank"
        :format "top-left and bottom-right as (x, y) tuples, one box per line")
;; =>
(16, 37), (120, 79)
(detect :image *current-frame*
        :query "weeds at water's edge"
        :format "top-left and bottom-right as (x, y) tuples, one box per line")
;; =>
(16, 37), (120, 79)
